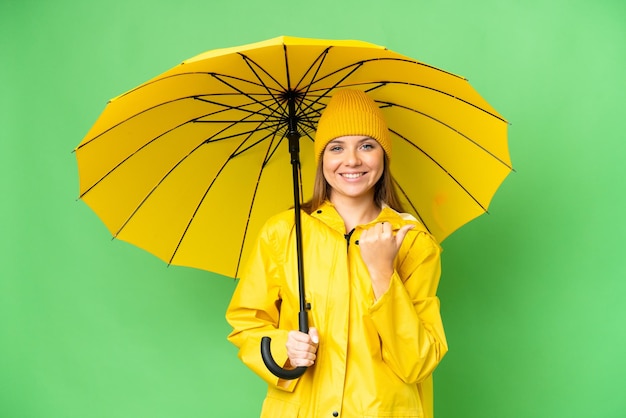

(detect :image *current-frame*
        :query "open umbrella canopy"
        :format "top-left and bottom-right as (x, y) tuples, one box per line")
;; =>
(75, 35), (511, 279)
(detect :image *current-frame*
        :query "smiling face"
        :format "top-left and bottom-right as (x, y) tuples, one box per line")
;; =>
(322, 135), (385, 206)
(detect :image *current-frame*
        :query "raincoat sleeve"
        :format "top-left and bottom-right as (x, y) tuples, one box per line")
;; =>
(367, 228), (448, 384)
(225, 219), (299, 392)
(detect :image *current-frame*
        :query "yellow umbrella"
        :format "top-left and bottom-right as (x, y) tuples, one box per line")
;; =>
(75, 35), (511, 378)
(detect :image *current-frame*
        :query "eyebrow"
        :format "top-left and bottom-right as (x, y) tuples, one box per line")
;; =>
(327, 136), (376, 145)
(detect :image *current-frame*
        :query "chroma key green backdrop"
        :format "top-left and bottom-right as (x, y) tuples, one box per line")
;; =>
(1, 0), (625, 417)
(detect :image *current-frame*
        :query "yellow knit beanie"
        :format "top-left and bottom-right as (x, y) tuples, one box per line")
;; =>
(314, 89), (391, 163)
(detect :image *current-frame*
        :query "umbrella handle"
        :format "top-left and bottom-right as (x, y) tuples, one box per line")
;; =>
(261, 336), (307, 380)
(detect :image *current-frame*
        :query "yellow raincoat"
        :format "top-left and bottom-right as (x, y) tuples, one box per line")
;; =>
(226, 201), (448, 418)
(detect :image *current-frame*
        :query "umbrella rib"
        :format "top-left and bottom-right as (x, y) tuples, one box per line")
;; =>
(115, 115), (272, 245)
(162, 70), (289, 273)
(235, 47), (358, 133)
(197, 118), (285, 145)
(382, 100), (512, 170)
(194, 95), (283, 123)
(79, 118), (194, 198)
(104, 114), (277, 235)
(211, 70), (287, 126)
(283, 44), (292, 92)
(210, 71), (285, 100)
(389, 127), (488, 213)
(111, 71), (283, 103)
(273, 58), (367, 137)
(114, 140), (213, 238)
(77, 94), (275, 152)
(392, 178), (432, 234)
(380, 81), (508, 123)
(76, 96), (217, 150)
(116, 55), (463, 102)
(282, 43), (330, 118)
(230, 123), (286, 160)
(79, 109), (282, 198)
(235, 53), (304, 128)
(300, 62), (366, 118)
(78, 72), (287, 150)
(291, 47), (334, 130)
(304, 79), (507, 123)
(293, 47), (330, 94)
(286, 53), (507, 123)
(308, 56), (462, 86)
(294, 95), (328, 134)
(233, 127), (287, 277)
(167, 133), (262, 265)
(237, 53), (287, 92)
(170, 121), (283, 269)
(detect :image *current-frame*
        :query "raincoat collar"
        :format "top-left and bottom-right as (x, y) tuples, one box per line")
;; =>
(310, 200), (418, 234)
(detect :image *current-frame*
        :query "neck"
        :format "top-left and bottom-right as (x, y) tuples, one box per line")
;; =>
(330, 194), (380, 232)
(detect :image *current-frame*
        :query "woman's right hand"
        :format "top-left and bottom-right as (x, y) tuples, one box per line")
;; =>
(286, 327), (319, 368)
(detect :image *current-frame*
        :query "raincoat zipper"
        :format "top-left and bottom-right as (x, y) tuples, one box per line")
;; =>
(344, 228), (356, 250)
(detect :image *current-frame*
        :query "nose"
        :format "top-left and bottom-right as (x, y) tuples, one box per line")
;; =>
(344, 148), (361, 166)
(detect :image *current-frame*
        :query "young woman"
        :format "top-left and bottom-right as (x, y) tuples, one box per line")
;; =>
(226, 89), (448, 418)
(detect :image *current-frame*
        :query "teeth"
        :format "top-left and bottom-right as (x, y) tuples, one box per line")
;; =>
(342, 173), (363, 179)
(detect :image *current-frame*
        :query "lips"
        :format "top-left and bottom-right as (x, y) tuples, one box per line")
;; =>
(340, 172), (365, 179)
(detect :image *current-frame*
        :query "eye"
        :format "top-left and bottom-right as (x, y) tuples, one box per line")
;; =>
(360, 142), (376, 150)
(327, 144), (343, 152)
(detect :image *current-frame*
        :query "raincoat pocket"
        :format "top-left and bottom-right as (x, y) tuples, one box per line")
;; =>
(261, 394), (300, 417)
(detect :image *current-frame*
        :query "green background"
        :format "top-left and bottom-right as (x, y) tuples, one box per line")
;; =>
(2, 0), (625, 417)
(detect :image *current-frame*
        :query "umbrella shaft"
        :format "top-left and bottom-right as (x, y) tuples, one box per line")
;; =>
(288, 131), (309, 333)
